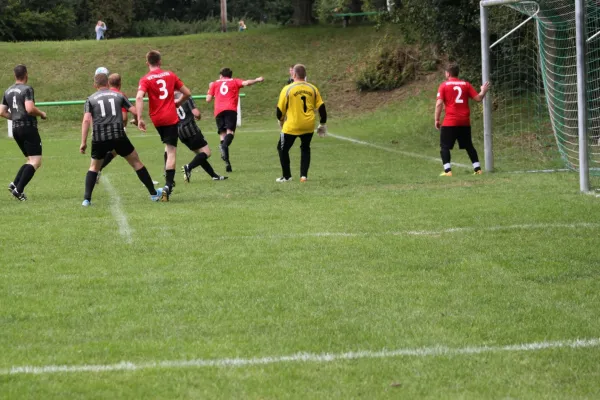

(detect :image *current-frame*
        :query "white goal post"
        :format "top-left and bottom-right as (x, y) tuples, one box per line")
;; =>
(480, 0), (591, 192)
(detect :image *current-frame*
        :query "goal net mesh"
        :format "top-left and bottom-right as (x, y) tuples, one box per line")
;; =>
(489, 0), (600, 174)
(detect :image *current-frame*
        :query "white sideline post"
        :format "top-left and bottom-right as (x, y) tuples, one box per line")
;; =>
(480, 3), (493, 172)
(575, 0), (590, 193)
(237, 96), (242, 127)
(7, 120), (13, 138)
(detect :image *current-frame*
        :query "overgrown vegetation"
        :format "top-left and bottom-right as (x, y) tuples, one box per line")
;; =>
(355, 34), (438, 91)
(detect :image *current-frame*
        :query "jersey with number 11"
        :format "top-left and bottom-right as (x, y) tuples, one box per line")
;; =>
(208, 78), (244, 116)
(139, 69), (184, 127)
(437, 77), (478, 127)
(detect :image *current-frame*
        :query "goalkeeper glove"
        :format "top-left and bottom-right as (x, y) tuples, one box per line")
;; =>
(317, 124), (327, 137)
(278, 120), (283, 130)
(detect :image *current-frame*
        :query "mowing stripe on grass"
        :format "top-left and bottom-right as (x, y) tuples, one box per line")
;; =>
(327, 132), (471, 169)
(218, 222), (600, 241)
(102, 175), (133, 244)
(2, 338), (599, 375)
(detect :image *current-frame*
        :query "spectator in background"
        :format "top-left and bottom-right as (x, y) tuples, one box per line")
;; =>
(287, 65), (294, 85)
(238, 20), (247, 32)
(95, 21), (107, 40)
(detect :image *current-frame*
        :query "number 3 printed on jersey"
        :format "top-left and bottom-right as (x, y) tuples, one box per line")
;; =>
(453, 86), (464, 103)
(157, 79), (168, 100)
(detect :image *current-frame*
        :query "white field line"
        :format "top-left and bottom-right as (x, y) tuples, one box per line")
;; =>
(102, 176), (133, 244)
(217, 222), (600, 241)
(507, 169), (570, 174)
(2, 338), (599, 376)
(327, 132), (471, 169)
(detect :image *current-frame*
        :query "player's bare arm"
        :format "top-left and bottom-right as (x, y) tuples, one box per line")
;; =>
(473, 81), (491, 102)
(80, 112), (92, 154)
(0, 104), (11, 119)
(175, 85), (191, 107)
(135, 89), (147, 131)
(242, 77), (264, 87)
(25, 100), (46, 120)
(192, 108), (201, 120)
(435, 99), (444, 130)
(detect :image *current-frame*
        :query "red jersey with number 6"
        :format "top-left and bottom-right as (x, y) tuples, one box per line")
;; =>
(208, 78), (244, 116)
(437, 77), (478, 127)
(138, 69), (184, 127)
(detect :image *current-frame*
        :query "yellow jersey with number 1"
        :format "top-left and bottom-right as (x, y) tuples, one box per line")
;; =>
(278, 82), (324, 135)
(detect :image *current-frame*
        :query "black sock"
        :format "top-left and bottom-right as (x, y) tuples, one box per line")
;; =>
(189, 152), (218, 177)
(135, 166), (157, 195)
(165, 169), (175, 191)
(13, 164), (27, 186)
(163, 151), (168, 173)
(440, 148), (451, 172)
(465, 146), (481, 171)
(100, 152), (115, 171)
(16, 164), (36, 193)
(84, 170), (98, 201)
(224, 133), (234, 147)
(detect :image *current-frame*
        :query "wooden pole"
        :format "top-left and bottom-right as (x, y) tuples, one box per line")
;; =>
(220, 0), (228, 32)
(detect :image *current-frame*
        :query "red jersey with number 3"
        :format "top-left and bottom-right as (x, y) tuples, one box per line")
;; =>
(138, 69), (184, 127)
(437, 77), (478, 127)
(208, 78), (244, 116)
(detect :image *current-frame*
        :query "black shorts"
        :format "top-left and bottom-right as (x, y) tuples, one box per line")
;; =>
(215, 110), (237, 134)
(91, 136), (135, 160)
(156, 124), (179, 147)
(13, 126), (42, 157)
(440, 126), (473, 150)
(179, 124), (209, 151)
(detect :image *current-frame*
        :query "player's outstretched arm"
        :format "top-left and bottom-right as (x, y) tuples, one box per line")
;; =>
(434, 99), (444, 130)
(80, 113), (92, 154)
(473, 82), (491, 102)
(25, 100), (46, 120)
(242, 77), (264, 87)
(175, 85), (192, 107)
(0, 104), (11, 120)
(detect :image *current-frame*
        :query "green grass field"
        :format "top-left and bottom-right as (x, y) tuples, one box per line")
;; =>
(1, 26), (600, 399)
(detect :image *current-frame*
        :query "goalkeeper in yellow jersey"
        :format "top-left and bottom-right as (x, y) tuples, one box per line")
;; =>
(275, 64), (327, 182)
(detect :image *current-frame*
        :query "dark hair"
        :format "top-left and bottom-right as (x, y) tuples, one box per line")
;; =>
(108, 73), (121, 88)
(14, 64), (27, 80)
(220, 67), (233, 78)
(95, 73), (109, 87)
(446, 64), (460, 78)
(146, 50), (161, 67)
(293, 64), (307, 80)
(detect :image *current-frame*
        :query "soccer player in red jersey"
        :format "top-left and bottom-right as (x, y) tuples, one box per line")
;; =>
(435, 64), (490, 176)
(136, 50), (192, 201)
(206, 68), (264, 172)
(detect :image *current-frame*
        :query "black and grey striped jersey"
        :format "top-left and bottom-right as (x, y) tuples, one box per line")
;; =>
(176, 97), (196, 127)
(176, 98), (199, 138)
(84, 89), (133, 142)
(2, 84), (37, 129)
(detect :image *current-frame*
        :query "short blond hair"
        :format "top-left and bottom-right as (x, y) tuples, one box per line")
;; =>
(108, 73), (121, 89)
(293, 64), (307, 80)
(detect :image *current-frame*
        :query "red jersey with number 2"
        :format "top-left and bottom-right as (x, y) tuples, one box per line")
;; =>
(437, 77), (478, 127)
(138, 69), (184, 127)
(208, 78), (244, 116)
